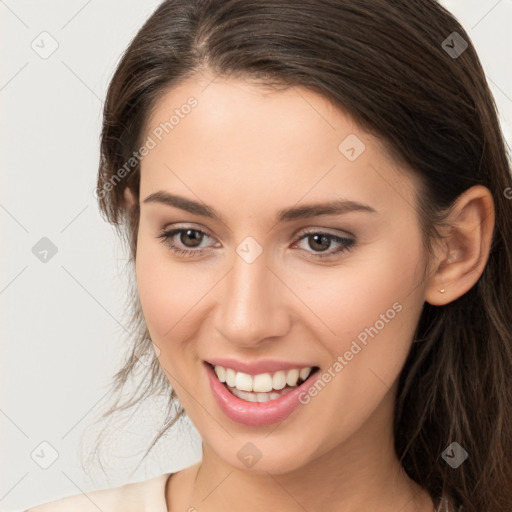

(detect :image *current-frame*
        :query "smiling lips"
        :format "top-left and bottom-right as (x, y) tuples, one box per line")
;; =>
(204, 360), (320, 426)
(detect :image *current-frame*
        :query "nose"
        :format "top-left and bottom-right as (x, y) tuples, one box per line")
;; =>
(213, 250), (291, 347)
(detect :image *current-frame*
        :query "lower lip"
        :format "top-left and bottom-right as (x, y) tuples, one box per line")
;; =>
(205, 363), (319, 427)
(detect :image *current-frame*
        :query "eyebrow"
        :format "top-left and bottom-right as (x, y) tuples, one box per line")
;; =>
(142, 191), (377, 222)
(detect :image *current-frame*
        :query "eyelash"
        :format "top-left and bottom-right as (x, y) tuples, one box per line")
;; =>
(157, 227), (355, 260)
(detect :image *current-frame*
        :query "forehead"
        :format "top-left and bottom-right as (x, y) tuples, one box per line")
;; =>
(139, 72), (419, 217)
(144, 72), (359, 150)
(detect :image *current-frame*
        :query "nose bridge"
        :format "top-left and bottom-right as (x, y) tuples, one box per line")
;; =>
(214, 249), (290, 345)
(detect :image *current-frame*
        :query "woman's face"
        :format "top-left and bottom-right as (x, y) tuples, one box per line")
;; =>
(134, 72), (430, 474)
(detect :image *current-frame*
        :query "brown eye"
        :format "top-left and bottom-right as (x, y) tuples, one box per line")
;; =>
(294, 231), (355, 260)
(307, 234), (332, 252)
(179, 229), (204, 247)
(157, 227), (216, 256)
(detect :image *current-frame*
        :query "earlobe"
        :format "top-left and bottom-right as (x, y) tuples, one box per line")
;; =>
(425, 185), (495, 306)
(124, 187), (138, 208)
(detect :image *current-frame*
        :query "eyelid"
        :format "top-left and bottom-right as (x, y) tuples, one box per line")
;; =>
(294, 226), (354, 239)
(159, 221), (214, 237)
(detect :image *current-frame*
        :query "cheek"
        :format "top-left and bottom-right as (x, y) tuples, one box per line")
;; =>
(134, 232), (208, 356)
(285, 237), (426, 452)
(288, 225), (425, 388)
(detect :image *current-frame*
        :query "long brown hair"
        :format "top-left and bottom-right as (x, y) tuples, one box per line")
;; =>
(85, 1), (512, 510)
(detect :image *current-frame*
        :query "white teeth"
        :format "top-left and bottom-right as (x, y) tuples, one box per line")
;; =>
(235, 372), (253, 391)
(286, 369), (300, 387)
(225, 368), (236, 388)
(272, 370), (287, 390)
(299, 367), (311, 381)
(214, 366), (226, 383)
(231, 387), (294, 402)
(212, 364), (314, 393)
(253, 373), (273, 392)
(231, 389), (258, 402)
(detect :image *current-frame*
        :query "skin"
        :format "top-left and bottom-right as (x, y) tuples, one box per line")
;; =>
(124, 71), (494, 512)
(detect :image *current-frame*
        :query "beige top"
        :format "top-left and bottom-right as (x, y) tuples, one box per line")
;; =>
(24, 472), (458, 512)
(25, 473), (172, 512)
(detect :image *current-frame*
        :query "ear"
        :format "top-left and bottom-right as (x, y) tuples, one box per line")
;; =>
(425, 185), (495, 306)
(124, 187), (138, 208)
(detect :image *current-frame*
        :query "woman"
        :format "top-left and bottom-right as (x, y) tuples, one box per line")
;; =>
(27, 0), (512, 511)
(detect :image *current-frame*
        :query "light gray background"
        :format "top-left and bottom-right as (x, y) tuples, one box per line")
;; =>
(1, 1), (511, 511)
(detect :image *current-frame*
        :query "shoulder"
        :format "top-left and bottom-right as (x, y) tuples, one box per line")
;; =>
(26, 472), (172, 512)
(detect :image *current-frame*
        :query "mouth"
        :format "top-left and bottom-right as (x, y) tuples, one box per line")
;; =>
(207, 362), (321, 403)
(204, 360), (321, 426)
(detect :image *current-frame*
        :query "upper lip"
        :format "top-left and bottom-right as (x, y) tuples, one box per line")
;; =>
(205, 358), (318, 375)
